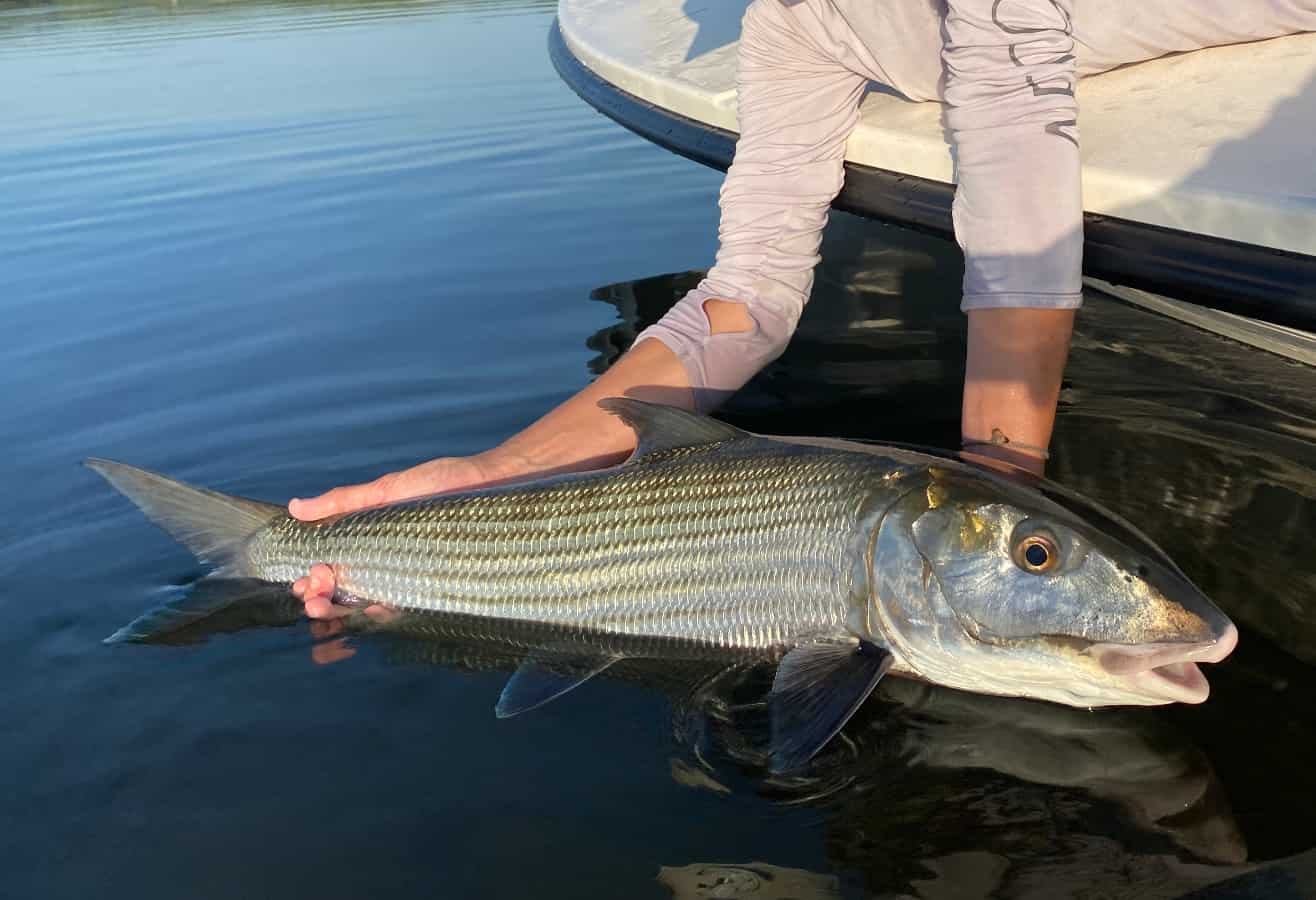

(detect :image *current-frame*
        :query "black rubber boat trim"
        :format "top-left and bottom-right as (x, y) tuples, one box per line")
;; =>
(550, 21), (1316, 331)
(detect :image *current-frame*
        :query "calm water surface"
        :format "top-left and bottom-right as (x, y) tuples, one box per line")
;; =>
(2, 1), (1315, 897)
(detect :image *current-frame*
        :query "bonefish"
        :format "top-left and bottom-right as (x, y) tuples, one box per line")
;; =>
(89, 399), (1236, 770)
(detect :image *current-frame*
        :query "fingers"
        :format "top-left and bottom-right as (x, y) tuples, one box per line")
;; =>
(309, 619), (344, 641)
(288, 458), (486, 628)
(312, 637), (356, 665)
(289, 475), (393, 521)
(287, 458), (483, 523)
(304, 595), (346, 620)
(383, 463), (454, 502)
(294, 563), (347, 620)
(300, 563), (336, 597)
(306, 603), (394, 666)
(293, 563), (399, 627)
(309, 620), (354, 665)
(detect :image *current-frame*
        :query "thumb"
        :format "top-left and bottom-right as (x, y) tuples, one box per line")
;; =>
(288, 477), (393, 521)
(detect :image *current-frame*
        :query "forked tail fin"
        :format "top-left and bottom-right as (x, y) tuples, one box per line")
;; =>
(86, 459), (283, 574)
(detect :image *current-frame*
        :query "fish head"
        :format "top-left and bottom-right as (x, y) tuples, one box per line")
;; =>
(868, 466), (1237, 707)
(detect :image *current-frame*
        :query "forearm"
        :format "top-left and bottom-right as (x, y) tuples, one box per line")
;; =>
(636, 0), (870, 413)
(963, 308), (1074, 474)
(944, 0), (1082, 469)
(490, 336), (693, 476)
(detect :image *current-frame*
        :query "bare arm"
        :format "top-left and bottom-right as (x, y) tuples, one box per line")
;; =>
(286, 0), (864, 618)
(294, 0), (1090, 612)
(291, 305), (746, 617)
(944, 0), (1082, 473)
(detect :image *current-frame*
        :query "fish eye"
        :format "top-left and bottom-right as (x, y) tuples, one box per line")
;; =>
(1013, 533), (1059, 574)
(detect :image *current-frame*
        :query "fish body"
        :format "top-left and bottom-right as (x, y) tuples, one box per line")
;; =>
(247, 431), (906, 650)
(89, 399), (1237, 770)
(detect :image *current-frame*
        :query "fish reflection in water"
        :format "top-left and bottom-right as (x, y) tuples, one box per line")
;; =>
(141, 590), (1262, 897)
(685, 679), (1252, 890)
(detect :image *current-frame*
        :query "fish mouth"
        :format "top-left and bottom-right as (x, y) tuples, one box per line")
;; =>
(1087, 623), (1239, 704)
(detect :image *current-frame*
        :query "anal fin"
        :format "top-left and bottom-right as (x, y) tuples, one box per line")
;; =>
(768, 638), (892, 773)
(495, 655), (620, 718)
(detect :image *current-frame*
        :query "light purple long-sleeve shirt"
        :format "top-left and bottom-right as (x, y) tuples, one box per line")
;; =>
(635, 0), (1316, 411)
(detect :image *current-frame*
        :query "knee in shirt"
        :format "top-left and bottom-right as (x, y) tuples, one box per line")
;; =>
(990, 3), (1072, 42)
(984, 1), (1076, 81)
(946, 1), (1076, 86)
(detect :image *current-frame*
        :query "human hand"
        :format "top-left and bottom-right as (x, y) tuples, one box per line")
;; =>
(289, 453), (523, 619)
(290, 336), (695, 622)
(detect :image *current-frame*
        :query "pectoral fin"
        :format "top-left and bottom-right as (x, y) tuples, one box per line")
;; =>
(768, 639), (892, 773)
(495, 655), (621, 718)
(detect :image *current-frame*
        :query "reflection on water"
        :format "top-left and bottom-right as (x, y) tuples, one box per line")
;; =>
(6, 0), (1315, 896)
(143, 588), (1283, 898)
(657, 862), (841, 899)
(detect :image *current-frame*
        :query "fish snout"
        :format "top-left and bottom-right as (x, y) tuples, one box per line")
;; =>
(1087, 621), (1239, 704)
(1141, 563), (1235, 644)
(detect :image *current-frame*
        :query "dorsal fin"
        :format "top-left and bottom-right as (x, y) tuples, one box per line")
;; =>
(597, 397), (745, 460)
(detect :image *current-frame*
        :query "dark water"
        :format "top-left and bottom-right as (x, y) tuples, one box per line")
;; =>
(3, 1), (1315, 897)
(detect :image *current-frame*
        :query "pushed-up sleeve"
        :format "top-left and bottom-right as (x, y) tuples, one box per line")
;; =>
(634, 0), (871, 412)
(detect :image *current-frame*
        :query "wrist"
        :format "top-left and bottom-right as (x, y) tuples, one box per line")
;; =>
(960, 435), (1049, 477)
